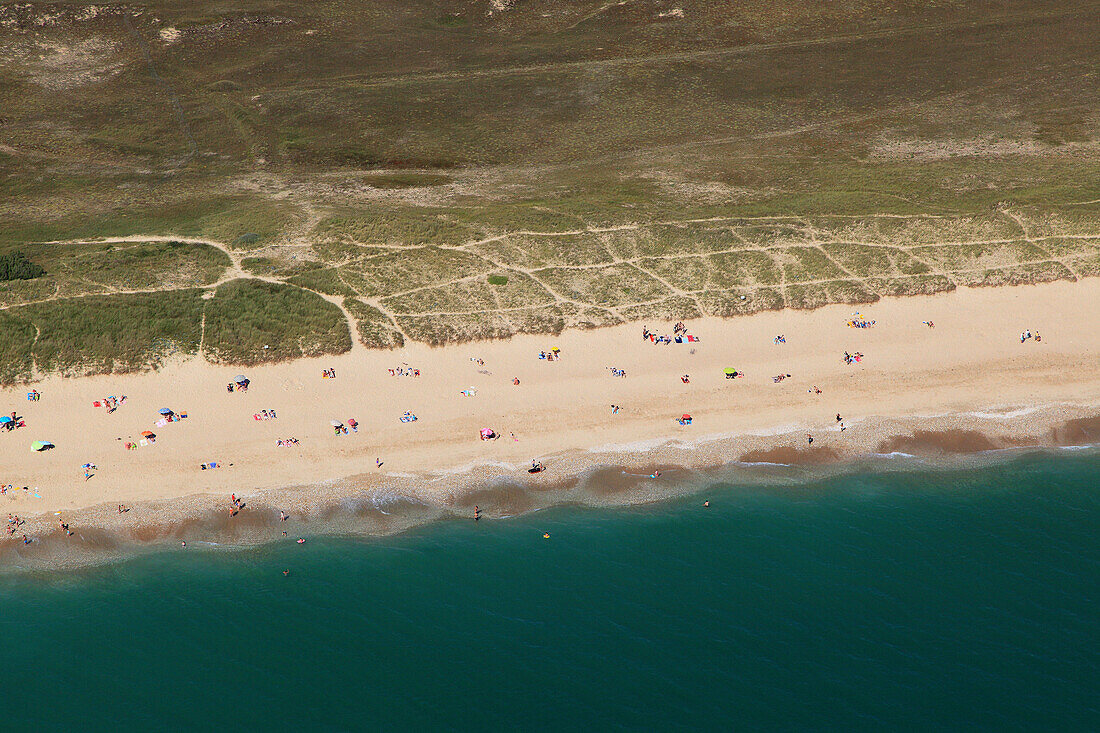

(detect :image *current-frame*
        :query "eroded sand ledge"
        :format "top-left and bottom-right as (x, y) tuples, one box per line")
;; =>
(1, 279), (1098, 567)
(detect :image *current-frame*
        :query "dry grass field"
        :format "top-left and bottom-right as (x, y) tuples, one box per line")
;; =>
(1, 0), (1098, 379)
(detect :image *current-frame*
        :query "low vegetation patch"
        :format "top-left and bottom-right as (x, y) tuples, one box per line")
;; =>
(0, 251), (45, 282)
(202, 280), (351, 364)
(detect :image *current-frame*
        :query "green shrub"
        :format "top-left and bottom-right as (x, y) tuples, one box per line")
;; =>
(0, 251), (45, 281)
(487, 274), (509, 286)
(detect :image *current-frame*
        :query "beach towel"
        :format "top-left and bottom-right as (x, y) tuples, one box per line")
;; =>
(94, 401), (101, 408)
(254, 414), (262, 421)
(687, 335), (698, 342)
(156, 418), (168, 427)
(139, 439), (148, 447)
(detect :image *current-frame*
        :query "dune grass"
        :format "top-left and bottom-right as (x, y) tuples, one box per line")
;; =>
(0, 0), (1098, 372)
(202, 280), (352, 364)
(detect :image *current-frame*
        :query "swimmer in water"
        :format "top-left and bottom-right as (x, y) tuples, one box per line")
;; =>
(181, 541), (186, 547)
(703, 500), (709, 507)
(474, 505), (481, 521)
(283, 570), (289, 576)
(543, 533), (550, 539)
(296, 538), (305, 544)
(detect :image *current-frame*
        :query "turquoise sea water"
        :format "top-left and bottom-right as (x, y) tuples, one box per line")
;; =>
(2, 451), (1098, 730)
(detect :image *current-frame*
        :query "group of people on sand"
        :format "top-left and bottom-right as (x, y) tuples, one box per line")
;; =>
(1020, 329), (1042, 343)
(276, 437), (300, 447)
(97, 395), (125, 414)
(335, 419), (359, 435)
(227, 380), (249, 393)
(843, 351), (864, 365)
(26, 389), (41, 402)
(229, 493), (245, 517)
(2, 411), (24, 431)
(322, 368), (338, 379)
(773, 334), (786, 344)
(608, 367), (627, 378)
(387, 365), (420, 377)
(642, 324), (698, 344)
(7, 513), (30, 544)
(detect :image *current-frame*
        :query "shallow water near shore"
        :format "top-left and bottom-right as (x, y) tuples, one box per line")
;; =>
(2, 451), (1098, 729)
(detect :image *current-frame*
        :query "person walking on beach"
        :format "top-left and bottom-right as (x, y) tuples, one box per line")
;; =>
(807, 434), (814, 445)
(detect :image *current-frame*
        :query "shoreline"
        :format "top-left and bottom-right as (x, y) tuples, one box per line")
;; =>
(1, 279), (1098, 569)
(2, 403), (1098, 572)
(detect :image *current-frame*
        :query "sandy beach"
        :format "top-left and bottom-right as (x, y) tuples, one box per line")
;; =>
(2, 278), (1099, 561)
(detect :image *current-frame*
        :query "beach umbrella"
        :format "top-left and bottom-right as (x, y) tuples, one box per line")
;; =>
(31, 440), (53, 451)
(330, 419), (342, 427)
(681, 414), (692, 421)
(141, 430), (155, 438)
(723, 368), (737, 375)
(233, 375), (248, 383)
(158, 408), (174, 415)
(0, 416), (11, 424)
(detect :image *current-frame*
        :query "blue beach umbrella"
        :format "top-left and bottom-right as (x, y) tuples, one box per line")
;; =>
(159, 408), (174, 415)
(0, 416), (12, 424)
(31, 440), (53, 452)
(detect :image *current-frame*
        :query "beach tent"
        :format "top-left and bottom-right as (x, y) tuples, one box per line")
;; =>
(158, 408), (174, 416)
(31, 440), (53, 451)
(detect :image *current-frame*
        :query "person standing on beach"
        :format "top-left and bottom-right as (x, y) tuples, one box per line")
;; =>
(807, 434), (814, 445)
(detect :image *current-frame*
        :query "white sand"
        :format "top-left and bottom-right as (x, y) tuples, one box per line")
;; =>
(1, 279), (1098, 518)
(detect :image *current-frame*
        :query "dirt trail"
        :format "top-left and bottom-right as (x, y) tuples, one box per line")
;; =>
(267, 4), (1094, 94)
(18, 213), (1100, 340)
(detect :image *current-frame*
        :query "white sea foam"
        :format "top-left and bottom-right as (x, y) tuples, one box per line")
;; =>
(428, 459), (519, 476)
(967, 406), (1045, 420)
(589, 437), (671, 453)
